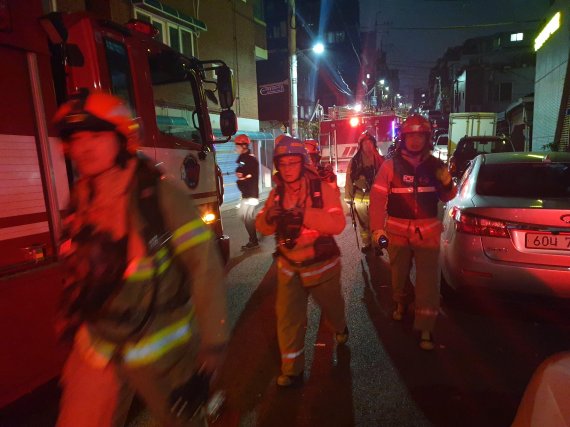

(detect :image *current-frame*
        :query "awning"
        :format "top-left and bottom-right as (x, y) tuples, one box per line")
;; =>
(213, 129), (274, 141)
(132, 0), (207, 32)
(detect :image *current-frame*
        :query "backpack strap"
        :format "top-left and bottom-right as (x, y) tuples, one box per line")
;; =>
(135, 157), (170, 254)
(309, 178), (323, 208)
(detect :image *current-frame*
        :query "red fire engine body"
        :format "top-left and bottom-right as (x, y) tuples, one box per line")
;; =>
(319, 108), (404, 187)
(0, 1), (235, 407)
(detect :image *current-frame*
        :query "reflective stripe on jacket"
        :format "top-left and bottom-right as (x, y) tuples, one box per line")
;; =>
(277, 255), (341, 287)
(256, 171), (345, 265)
(369, 154), (457, 237)
(387, 155), (440, 219)
(68, 161), (227, 368)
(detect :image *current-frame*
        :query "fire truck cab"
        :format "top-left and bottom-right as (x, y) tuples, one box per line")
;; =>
(0, 1), (235, 407)
(319, 107), (403, 188)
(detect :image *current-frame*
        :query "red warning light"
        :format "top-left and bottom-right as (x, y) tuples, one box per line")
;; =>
(349, 117), (359, 127)
(125, 19), (160, 38)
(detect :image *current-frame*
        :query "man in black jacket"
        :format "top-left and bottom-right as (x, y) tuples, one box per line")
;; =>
(235, 134), (260, 250)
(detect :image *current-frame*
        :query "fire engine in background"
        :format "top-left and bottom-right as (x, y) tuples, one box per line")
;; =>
(319, 106), (404, 187)
(0, 1), (236, 407)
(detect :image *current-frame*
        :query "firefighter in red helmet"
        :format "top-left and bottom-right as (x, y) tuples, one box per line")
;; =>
(370, 114), (456, 350)
(234, 134), (260, 250)
(256, 135), (347, 387)
(54, 91), (228, 426)
(304, 138), (337, 185)
(345, 130), (384, 253)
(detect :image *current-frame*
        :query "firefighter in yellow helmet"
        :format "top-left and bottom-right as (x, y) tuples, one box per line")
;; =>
(256, 135), (348, 387)
(54, 91), (228, 426)
(369, 114), (456, 350)
(345, 130), (384, 253)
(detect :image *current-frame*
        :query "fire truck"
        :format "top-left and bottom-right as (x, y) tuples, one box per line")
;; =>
(0, 1), (236, 407)
(319, 107), (404, 187)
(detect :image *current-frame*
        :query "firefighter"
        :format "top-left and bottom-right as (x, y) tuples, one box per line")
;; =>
(53, 91), (228, 426)
(304, 138), (337, 185)
(234, 134), (260, 250)
(256, 135), (348, 387)
(369, 114), (457, 351)
(345, 131), (385, 253)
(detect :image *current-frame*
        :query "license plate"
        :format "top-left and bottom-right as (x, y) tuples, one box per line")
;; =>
(525, 232), (570, 251)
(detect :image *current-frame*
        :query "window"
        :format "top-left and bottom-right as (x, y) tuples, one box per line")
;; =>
(134, 8), (196, 56)
(104, 39), (135, 109)
(147, 49), (200, 143)
(510, 33), (524, 42)
(476, 163), (570, 198)
(326, 31), (345, 44)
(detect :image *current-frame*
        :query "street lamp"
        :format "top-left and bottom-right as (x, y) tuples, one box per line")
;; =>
(312, 42), (325, 55)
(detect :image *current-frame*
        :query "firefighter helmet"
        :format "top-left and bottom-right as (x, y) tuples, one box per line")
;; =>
(358, 130), (377, 148)
(273, 135), (308, 166)
(54, 91), (140, 154)
(234, 134), (251, 146)
(304, 139), (320, 155)
(400, 114), (431, 135)
(274, 133), (290, 147)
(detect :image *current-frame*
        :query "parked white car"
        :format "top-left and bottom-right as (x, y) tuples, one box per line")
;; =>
(433, 134), (449, 163)
(440, 152), (570, 299)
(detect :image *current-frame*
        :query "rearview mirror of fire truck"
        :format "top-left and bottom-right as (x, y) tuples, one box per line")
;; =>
(220, 110), (237, 137)
(215, 65), (235, 110)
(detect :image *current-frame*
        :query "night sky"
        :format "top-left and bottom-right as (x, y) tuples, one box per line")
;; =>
(359, 0), (552, 99)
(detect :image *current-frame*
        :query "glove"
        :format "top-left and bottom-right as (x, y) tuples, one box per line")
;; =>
(265, 204), (284, 225)
(372, 229), (388, 247)
(435, 167), (452, 187)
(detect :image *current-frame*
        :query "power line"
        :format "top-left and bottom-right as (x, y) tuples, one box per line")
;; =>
(376, 20), (541, 31)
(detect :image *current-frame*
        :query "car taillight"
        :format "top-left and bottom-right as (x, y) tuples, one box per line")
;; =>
(452, 208), (509, 238)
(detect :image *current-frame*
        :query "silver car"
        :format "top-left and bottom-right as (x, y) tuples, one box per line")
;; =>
(433, 133), (449, 163)
(440, 152), (570, 298)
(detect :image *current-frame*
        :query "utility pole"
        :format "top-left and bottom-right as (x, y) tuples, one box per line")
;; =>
(288, 0), (298, 137)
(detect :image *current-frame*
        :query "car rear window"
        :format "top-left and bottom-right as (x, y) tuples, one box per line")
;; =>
(476, 163), (570, 198)
(456, 139), (514, 155)
(436, 137), (448, 146)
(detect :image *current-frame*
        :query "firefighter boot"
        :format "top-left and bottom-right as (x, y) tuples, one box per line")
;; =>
(392, 303), (406, 321)
(335, 326), (349, 345)
(419, 330), (435, 351)
(277, 372), (304, 387)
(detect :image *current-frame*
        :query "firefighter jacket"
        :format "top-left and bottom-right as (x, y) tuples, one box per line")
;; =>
(344, 149), (384, 202)
(369, 152), (457, 238)
(236, 151), (259, 199)
(256, 170), (345, 287)
(61, 158), (228, 368)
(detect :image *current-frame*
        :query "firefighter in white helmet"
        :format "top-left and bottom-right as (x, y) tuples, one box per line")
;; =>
(53, 91), (228, 426)
(345, 130), (385, 253)
(256, 135), (348, 387)
(369, 114), (456, 350)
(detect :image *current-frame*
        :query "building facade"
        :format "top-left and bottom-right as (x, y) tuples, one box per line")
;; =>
(532, 2), (570, 152)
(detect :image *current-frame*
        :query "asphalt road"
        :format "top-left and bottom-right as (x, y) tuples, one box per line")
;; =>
(2, 203), (569, 427)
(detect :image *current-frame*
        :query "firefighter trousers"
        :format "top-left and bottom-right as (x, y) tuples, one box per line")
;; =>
(386, 231), (441, 333)
(353, 192), (371, 246)
(276, 259), (346, 376)
(57, 343), (206, 427)
(238, 199), (258, 243)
